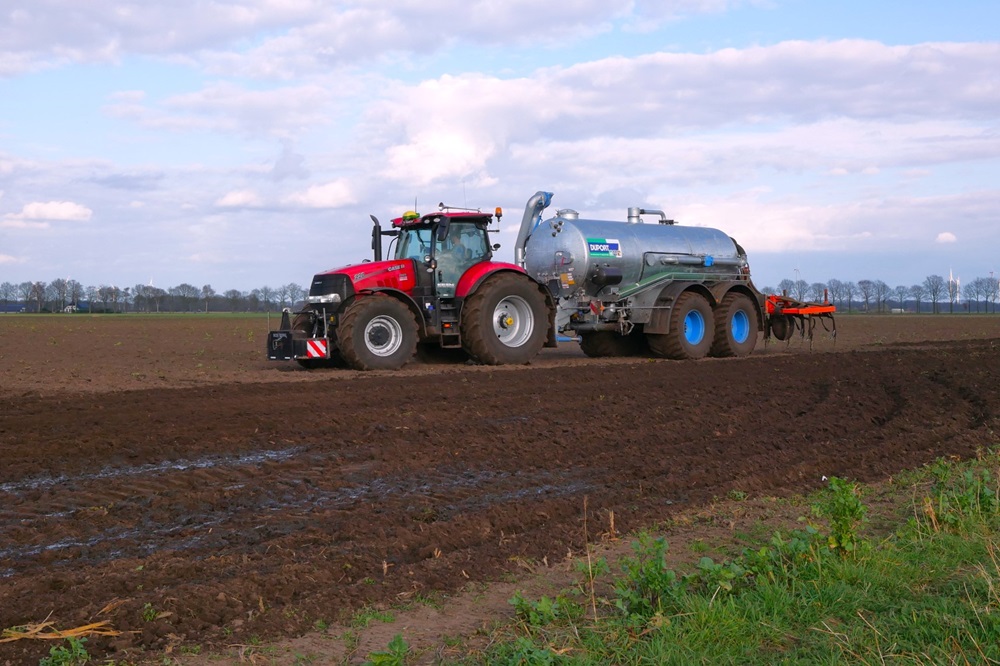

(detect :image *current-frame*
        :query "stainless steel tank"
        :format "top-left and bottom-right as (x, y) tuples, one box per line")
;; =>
(523, 209), (745, 298)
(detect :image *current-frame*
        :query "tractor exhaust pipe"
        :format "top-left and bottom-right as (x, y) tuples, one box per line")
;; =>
(514, 191), (553, 268)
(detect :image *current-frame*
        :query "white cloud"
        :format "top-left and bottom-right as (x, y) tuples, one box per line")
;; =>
(215, 190), (263, 208)
(0, 253), (20, 264)
(936, 231), (957, 243)
(5, 201), (92, 221)
(285, 180), (356, 208)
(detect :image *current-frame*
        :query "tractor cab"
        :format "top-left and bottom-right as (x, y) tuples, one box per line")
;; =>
(381, 209), (498, 299)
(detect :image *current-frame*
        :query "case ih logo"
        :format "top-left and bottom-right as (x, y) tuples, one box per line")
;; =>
(587, 238), (622, 258)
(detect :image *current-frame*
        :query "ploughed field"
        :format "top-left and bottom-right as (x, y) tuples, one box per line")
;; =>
(1, 313), (999, 663)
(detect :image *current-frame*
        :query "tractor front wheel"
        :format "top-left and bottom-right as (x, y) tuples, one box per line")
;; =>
(461, 273), (548, 365)
(337, 294), (418, 370)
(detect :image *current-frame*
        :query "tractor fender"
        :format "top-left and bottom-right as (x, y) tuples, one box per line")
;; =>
(644, 282), (716, 335)
(457, 265), (558, 348)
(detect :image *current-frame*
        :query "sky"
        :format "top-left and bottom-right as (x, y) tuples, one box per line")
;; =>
(1, 0), (999, 294)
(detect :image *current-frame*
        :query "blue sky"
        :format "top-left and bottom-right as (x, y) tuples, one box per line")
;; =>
(2, 0), (999, 294)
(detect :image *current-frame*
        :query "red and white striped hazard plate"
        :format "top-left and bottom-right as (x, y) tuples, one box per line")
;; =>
(305, 339), (328, 358)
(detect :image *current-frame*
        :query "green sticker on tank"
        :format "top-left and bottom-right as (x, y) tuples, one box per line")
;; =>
(587, 238), (622, 258)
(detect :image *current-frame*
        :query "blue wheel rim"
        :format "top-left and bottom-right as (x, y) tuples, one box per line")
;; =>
(731, 310), (750, 344)
(683, 310), (705, 344)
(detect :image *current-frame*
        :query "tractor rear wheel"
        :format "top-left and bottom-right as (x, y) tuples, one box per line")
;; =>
(647, 291), (714, 360)
(709, 293), (758, 357)
(461, 273), (548, 365)
(579, 330), (647, 357)
(337, 294), (417, 370)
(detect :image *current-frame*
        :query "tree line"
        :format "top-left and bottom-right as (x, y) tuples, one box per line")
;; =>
(2, 272), (998, 314)
(0, 279), (307, 314)
(759, 274), (1000, 314)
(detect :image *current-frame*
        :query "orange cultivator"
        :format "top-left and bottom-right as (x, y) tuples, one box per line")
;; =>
(764, 293), (836, 347)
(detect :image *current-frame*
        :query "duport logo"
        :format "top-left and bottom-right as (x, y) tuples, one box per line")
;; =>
(587, 238), (622, 258)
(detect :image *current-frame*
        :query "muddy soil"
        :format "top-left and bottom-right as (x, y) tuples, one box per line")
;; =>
(1, 314), (999, 664)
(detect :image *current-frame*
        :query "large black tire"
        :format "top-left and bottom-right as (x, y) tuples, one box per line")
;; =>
(647, 291), (714, 360)
(337, 294), (418, 370)
(579, 330), (647, 358)
(709, 293), (759, 357)
(460, 273), (548, 365)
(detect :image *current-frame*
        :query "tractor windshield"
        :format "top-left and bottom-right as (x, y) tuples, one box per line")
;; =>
(395, 226), (434, 261)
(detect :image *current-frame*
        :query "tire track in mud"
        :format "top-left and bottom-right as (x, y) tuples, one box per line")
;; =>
(0, 444), (596, 577)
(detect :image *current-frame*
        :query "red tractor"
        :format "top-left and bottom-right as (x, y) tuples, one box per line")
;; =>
(267, 205), (557, 370)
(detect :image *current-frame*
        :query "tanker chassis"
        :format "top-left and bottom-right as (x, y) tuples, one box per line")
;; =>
(266, 190), (766, 370)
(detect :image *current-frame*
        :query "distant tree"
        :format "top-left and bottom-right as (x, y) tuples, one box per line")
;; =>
(17, 282), (33, 310)
(873, 280), (890, 313)
(291, 283), (306, 305)
(224, 289), (244, 311)
(31, 281), (47, 313)
(893, 285), (907, 312)
(49, 278), (68, 311)
(759, 285), (776, 297)
(777, 278), (794, 296)
(923, 275), (944, 314)
(826, 279), (844, 309)
(947, 276), (961, 314)
(149, 287), (167, 313)
(85, 285), (99, 311)
(170, 283), (200, 312)
(792, 279), (808, 301)
(843, 281), (856, 313)
(968, 277), (994, 313)
(908, 284), (926, 314)
(258, 285), (275, 311)
(201, 284), (216, 313)
(97, 285), (115, 313)
(808, 282), (827, 302)
(987, 277), (1000, 314)
(247, 288), (261, 312)
(0, 281), (14, 311)
(283, 282), (305, 307)
(857, 279), (874, 312)
(67, 279), (84, 308)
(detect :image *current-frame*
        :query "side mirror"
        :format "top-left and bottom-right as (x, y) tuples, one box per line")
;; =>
(493, 243), (501, 250)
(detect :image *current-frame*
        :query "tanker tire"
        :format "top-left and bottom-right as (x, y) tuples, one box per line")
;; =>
(291, 311), (344, 369)
(768, 314), (794, 342)
(647, 291), (714, 360)
(709, 293), (758, 358)
(337, 294), (417, 370)
(579, 330), (647, 358)
(461, 273), (548, 365)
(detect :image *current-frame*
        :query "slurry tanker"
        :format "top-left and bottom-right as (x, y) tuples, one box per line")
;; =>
(267, 191), (830, 370)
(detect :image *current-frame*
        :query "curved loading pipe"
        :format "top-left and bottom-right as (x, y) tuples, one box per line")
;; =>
(514, 191), (553, 268)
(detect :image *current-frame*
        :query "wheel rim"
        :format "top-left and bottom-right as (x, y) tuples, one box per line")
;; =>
(364, 315), (404, 357)
(493, 295), (534, 348)
(731, 310), (750, 344)
(683, 309), (706, 345)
